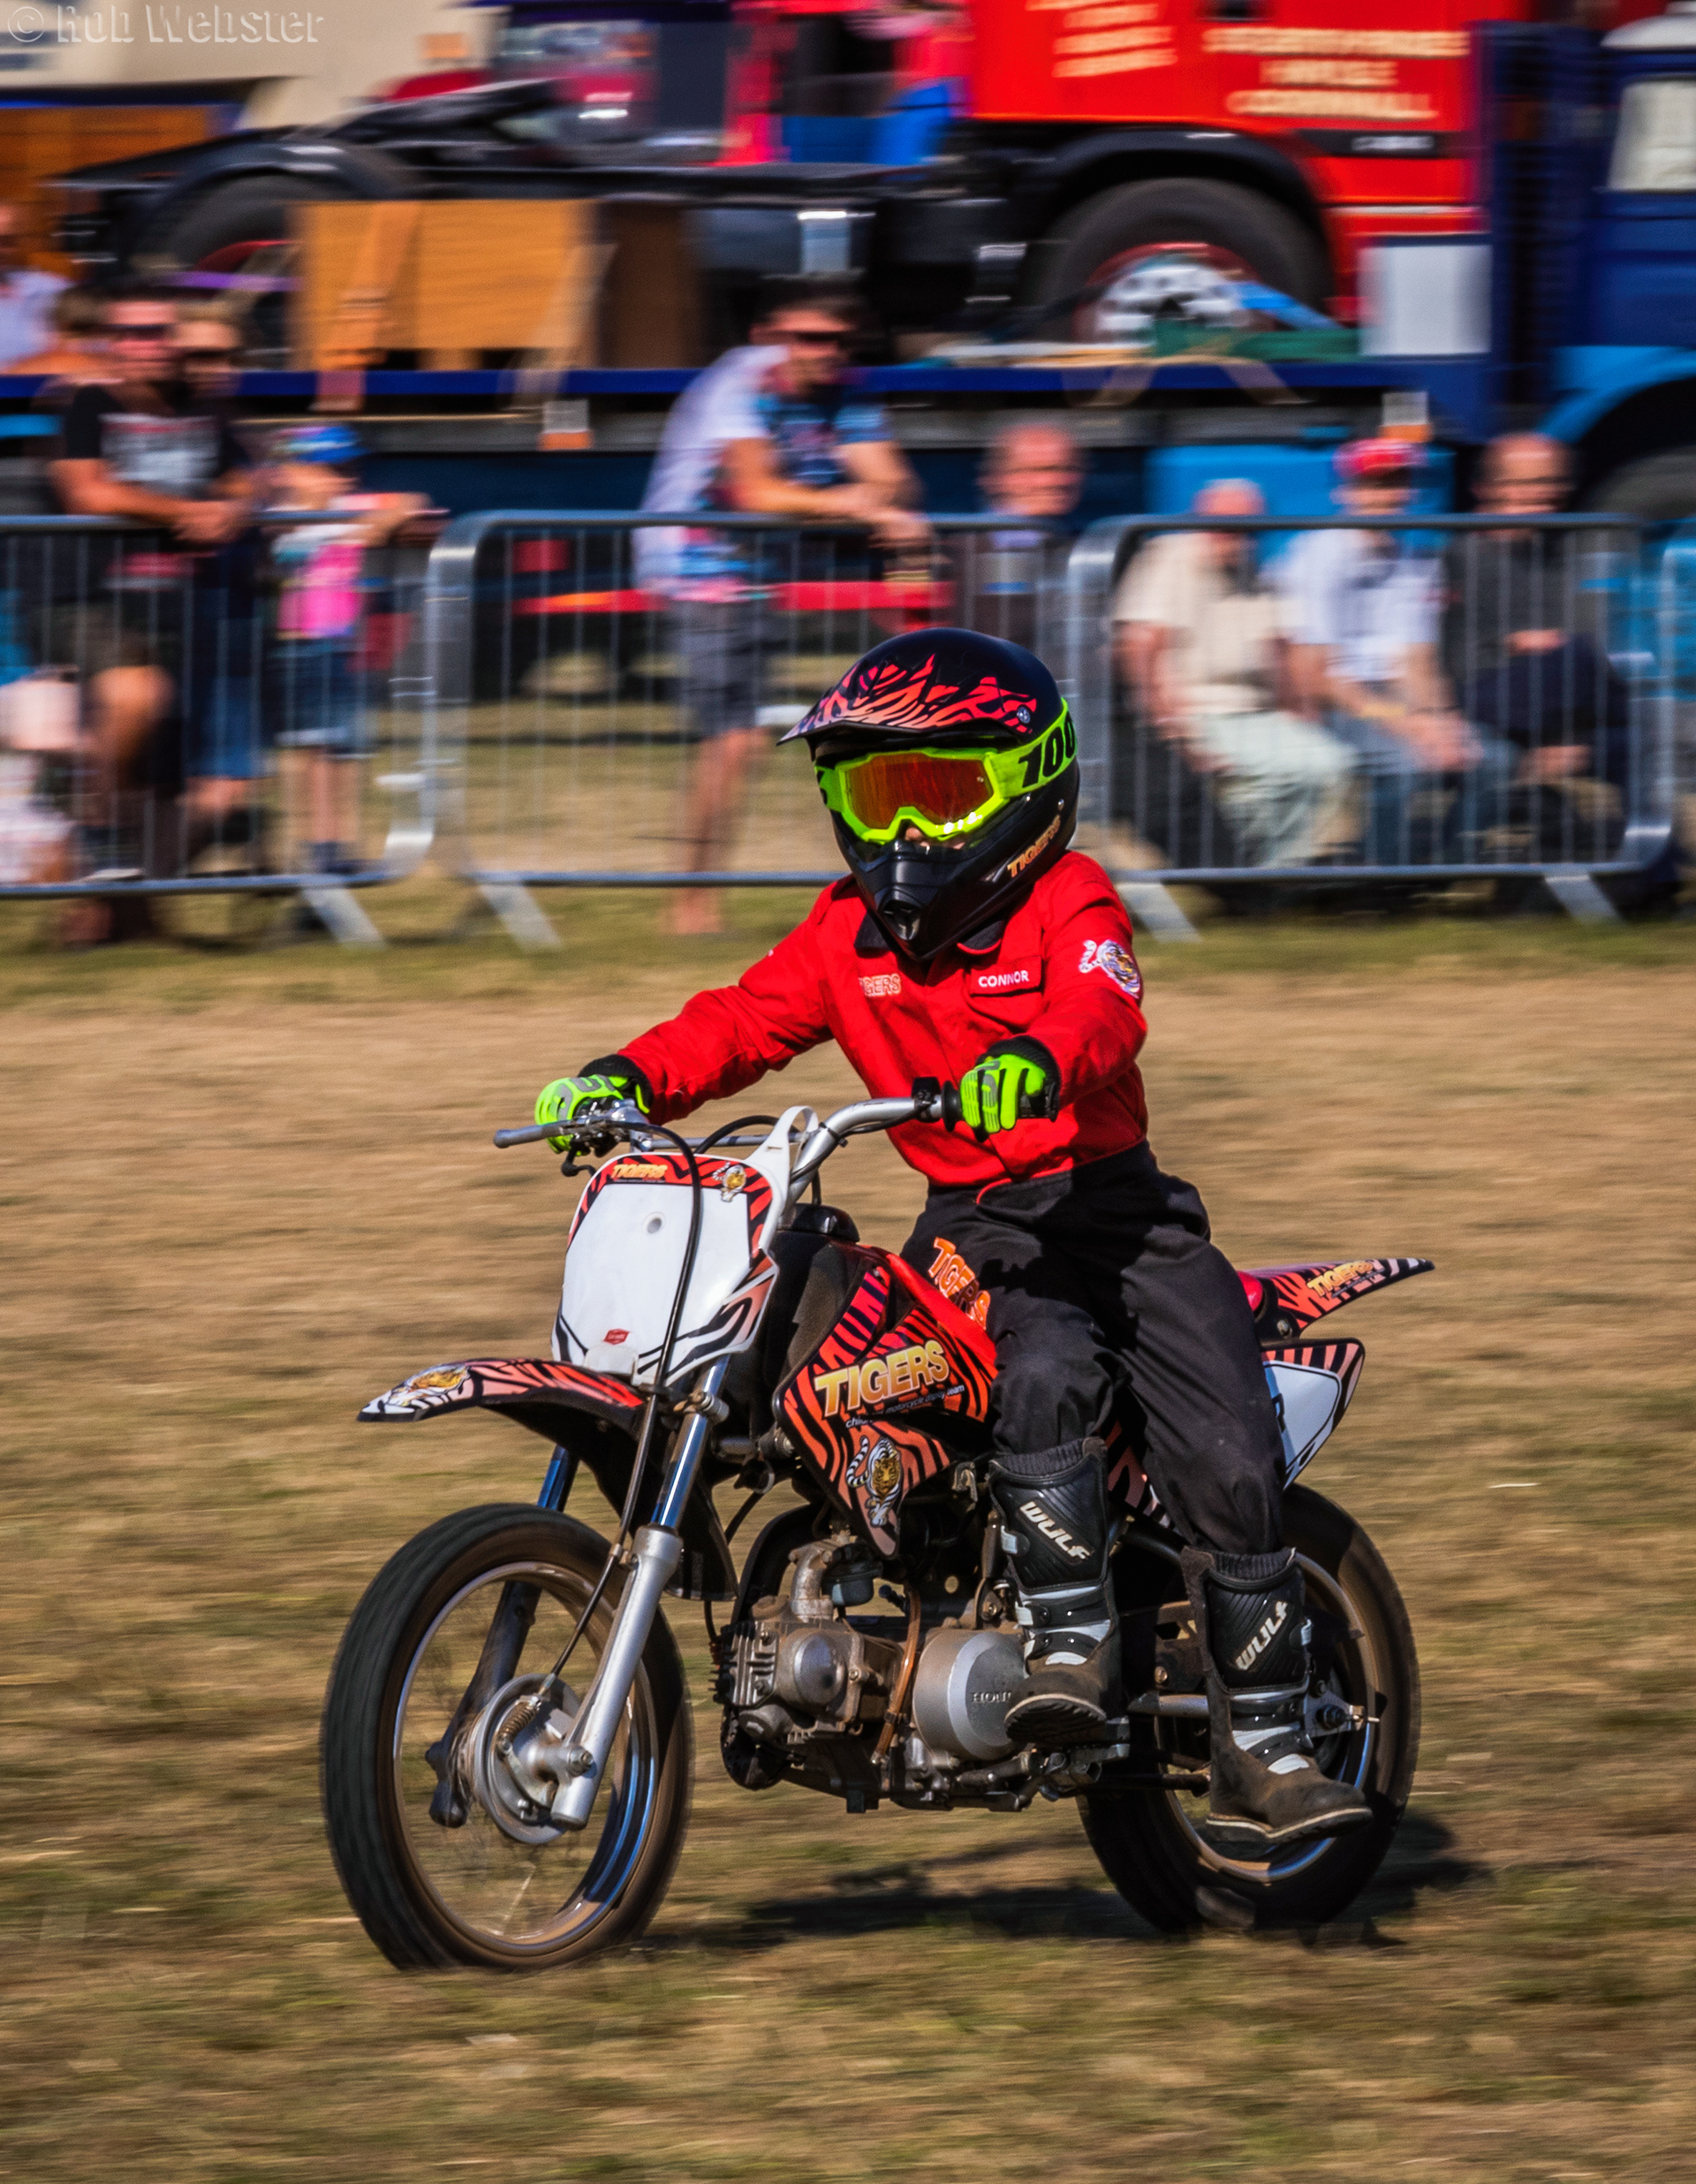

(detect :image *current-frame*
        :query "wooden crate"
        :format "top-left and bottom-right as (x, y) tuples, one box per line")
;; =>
(0, 107), (212, 276)
(292, 200), (605, 372)
(291, 197), (702, 372)
(600, 200), (701, 369)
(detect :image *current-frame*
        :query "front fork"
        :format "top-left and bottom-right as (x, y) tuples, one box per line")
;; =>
(545, 1356), (729, 1832)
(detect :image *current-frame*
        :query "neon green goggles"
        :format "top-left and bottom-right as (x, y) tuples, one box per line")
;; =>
(818, 709), (1077, 845)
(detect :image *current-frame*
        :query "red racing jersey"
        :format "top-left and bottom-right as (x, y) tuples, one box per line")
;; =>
(622, 851), (1149, 1189)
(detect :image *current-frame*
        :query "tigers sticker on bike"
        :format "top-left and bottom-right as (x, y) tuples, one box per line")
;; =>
(844, 1425), (926, 1551)
(776, 1244), (995, 1521)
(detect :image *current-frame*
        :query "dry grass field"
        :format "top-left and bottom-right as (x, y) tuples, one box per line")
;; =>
(3, 895), (1694, 2181)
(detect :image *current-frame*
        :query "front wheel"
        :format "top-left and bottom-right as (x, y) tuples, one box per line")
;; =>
(1081, 1485), (1419, 1931)
(322, 1503), (692, 1969)
(1037, 178), (1329, 344)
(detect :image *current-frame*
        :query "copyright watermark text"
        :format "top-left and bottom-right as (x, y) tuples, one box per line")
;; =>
(5, 4), (325, 42)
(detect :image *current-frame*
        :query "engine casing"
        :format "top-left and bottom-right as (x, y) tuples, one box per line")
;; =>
(909, 1627), (1025, 1761)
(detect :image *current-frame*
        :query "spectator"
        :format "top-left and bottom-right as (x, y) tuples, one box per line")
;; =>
(0, 202), (67, 371)
(263, 423), (424, 877)
(1443, 432), (1680, 902)
(634, 322), (786, 591)
(665, 284), (928, 934)
(982, 422), (1086, 524)
(969, 421), (1086, 650)
(0, 656), (77, 886)
(1115, 481), (1353, 868)
(1278, 438), (1510, 865)
(174, 305), (248, 404)
(1442, 434), (1630, 788)
(172, 307), (266, 860)
(45, 284), (256, 916)
(9, 282), (109, 384)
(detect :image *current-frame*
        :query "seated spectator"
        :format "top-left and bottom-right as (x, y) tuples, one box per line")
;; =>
(1278, 438), (1511, 865)
(0, 202), (67, 371)
(1440, 433), (1652, 856)
(263, 423), (424, 878)
(967, 421), (1086, 650)
(1115, 481), (1353, 868)
(659, 284), (929, 934)
(44, 284), (257, 921)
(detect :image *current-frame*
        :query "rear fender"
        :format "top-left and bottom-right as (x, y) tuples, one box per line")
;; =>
(1239, 1256), (1433, 1341)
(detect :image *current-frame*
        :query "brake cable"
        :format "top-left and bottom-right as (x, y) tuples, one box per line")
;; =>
(544, 1114), (707, 1684)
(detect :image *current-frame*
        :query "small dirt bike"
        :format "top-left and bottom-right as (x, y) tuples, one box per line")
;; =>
(322, 1088), (1427, 1966)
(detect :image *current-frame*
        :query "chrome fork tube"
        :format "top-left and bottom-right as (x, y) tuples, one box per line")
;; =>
(549, 1356), (730, 1831)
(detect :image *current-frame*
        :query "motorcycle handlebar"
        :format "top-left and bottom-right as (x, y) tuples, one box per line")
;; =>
(493, 1099), (651, 1149)
(494, 1083), (971, 1164)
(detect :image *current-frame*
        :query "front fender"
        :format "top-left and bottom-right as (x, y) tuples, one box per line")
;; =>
(360, 1357), (735, 1600)
(360, 1357), (644, 1438)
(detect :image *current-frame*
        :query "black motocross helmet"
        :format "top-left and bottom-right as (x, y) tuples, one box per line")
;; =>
(783, 627), (1079, 961)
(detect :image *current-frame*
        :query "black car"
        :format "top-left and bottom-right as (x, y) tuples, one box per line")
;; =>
(50, 73), (1008, 362)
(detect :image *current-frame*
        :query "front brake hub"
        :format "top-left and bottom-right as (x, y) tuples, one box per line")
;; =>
(469, 1672), (583, 1845)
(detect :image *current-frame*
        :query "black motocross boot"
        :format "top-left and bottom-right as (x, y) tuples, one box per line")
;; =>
(989, 1438), (1120, 1748)
(1181, 1545), (1372, 1856)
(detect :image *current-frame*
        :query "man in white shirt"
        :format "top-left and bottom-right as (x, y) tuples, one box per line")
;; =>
(1116, 480), (1352, 868)
(634, 337), (786, 590)
(1278, 438), (1510, 865)
(0, 203), (66, 371)
(640, 288), (926, 933)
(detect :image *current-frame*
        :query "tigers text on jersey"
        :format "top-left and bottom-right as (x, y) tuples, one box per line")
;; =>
(623, 851), (1149, 1188)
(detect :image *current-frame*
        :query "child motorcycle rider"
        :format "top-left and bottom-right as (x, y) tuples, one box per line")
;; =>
(536, 628), (1368, 1854)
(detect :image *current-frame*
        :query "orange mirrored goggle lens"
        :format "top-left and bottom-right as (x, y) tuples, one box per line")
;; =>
(839, 751), (996, 833)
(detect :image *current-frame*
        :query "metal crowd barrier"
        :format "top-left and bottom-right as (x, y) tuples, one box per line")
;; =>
(1065, 512), (1677, 923)
(6, 506), (1679, 947)
(422, 506), (1679, 942)
(0, 515), (435, 944)
(420, 511), (1069, 944)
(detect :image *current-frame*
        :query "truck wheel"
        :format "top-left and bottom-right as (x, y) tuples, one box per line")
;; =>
(1585, 447), (1696, 521)
(1037, 178), (1329, 343)
(152, 178), (335, 365)
(156, 176), (326, 270)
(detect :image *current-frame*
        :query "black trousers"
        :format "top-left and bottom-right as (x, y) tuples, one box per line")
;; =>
(903, 1144), (1283, 1555)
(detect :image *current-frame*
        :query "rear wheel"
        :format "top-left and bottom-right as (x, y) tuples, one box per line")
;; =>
(1080, 1486), (1419, 1931)
(322, 1503), (692, 1969)
(1037, 178), (1329, 344)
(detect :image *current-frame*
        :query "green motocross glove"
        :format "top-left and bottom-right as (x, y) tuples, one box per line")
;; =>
(958, 1043), (1061, 1138)
(534, 1059), (648, 1150)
